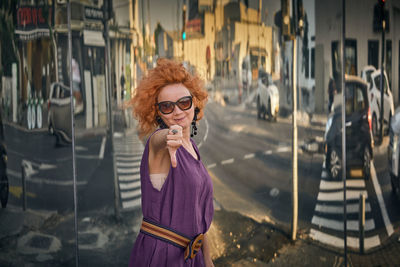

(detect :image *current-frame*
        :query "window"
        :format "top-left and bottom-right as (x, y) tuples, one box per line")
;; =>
(368, 40), (379, 69)
(331, 39), (357, 81)
(345, 83), (367, 115)
(374, 75), (389, 95)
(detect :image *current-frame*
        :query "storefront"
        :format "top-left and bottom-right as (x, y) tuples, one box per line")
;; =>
(14, 3), (56, 129)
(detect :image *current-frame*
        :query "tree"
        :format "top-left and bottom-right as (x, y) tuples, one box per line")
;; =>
(0, 0), (18, 77)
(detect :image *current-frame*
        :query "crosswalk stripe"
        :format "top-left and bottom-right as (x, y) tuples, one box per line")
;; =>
(311, 215), (375, 231)
(121, 189), (141, 199)
(310, 229), (381, 250)
(119, 174), (140, 181)
(116, 156), (142, 161)
(115, 152), (143, 157)
(319, 179), (366, 190)
(317, 190), (368, 201)
(122, 198), (141, 209)
(321, 170), (328, 179)
(315, 203), (372, 214)
(117, 161), (141, 167)
(120, 180), (141, 190)
(117, 167), (140, 174)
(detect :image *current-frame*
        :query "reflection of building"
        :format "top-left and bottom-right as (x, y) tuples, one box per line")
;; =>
(315, 0), (400, 112)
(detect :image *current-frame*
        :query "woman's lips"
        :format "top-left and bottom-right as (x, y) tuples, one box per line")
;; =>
(174, 117), (185, 123)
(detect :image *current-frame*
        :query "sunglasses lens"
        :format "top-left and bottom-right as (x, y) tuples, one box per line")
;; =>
(177, 97), (192, 110)
(159, 102), (174, 114)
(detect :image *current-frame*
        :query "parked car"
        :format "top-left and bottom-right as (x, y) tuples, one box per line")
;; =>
(48, 82), (72, 145)
(324, 75), (373, 179)
(256, 70), (279, 121)
(366, 69), (394, 137)
(0, 110), (8, 208)
(360, 65), (376, 90)
(388, 108), (400, 198)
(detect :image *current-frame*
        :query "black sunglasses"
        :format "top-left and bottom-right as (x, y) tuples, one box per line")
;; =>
(156, 96), (193, 114)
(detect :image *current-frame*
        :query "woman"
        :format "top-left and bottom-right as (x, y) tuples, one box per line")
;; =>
(128, 58), (214, 267)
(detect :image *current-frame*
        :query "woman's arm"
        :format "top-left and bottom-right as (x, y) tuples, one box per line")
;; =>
(202, 233), (214, 267)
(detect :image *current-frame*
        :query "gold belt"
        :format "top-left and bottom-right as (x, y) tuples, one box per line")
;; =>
(140, 218), (204, 261)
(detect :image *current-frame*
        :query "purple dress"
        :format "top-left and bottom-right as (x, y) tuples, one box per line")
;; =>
(129, 132), (214, 267)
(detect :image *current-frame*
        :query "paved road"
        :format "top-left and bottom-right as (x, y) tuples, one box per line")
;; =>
(200, 100), (400, 252)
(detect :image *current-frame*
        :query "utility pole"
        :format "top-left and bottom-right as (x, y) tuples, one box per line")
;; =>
(341, 0), (347, 266)
(379, 0), (386, 144)
(67, 1), (79, 265)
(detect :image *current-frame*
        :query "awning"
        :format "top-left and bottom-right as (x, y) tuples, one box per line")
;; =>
(83, 29), (105, 47)
(15, 28), (50, 41)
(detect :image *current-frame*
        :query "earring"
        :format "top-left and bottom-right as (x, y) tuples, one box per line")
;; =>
(191, 108), (199, 137)
(156, 116), (168, 129)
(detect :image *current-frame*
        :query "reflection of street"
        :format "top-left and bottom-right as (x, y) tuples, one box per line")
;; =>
(113, 128), (144, 210)
(200, 98), (400, 250)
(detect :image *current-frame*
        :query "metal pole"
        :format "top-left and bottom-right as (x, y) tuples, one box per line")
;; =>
(105, 19), (121, 220)
(379, 18), (385, 144)
(67, 1), (79, 266)
(21, 162), (26, 211)
(359, 193), (365, 254)
(341, 0), (347, 266)
(291, 35), (298, 241)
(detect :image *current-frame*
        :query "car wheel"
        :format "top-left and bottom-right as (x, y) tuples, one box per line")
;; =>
(48, 122), (54, 135)
(0, 175), (9, 208)
(328, 147), (342, 179)
(268, 99), (272, 121)
(363, 147), (371, 180)
(391, 173), (400, 201)
(372, 113), (378, 138)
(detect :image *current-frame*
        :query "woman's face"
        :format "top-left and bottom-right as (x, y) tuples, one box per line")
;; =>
(157, 83), (194, 129)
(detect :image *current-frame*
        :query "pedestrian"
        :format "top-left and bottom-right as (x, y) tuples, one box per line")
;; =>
(120, 66), (126, 100)
(127, 58), (214, 267)
(328, 77), (337, 113)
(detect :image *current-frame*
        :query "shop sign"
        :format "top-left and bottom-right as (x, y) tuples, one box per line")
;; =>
(15, 6), (52, 40)
(83, 30), (105, 47)
(84, 6), (104, 21)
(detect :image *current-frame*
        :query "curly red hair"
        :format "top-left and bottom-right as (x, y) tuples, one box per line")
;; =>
(127, 58), (208, 138)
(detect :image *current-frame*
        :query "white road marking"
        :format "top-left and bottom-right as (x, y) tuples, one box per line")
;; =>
(221, 158), (234, 165)
(310, 229), (381, 250)
(114, 132), (123, 138)
(315, 203), (372, 214)
(122, 198), (141, 209)
(198, 117), (209, 149)
(75, 146), (88, 151)
(117, 167), (140, 174)
(99, 136), (106, 159)
(319, 179), (366, 190)
(121, 189), (141, 199)
(317, 190), (368, 201)
(207, 163), (216, 169)
(244, 153), (255, 160)
(115, 152), (143, 157)
(7, 169), (87, 186)
(321, 170), (328, 179)
(120, 180), (141, 190)
(312, 215), (375, 231)
(116, 155), (142, 161)
(117, 161), (141, 167)
(371, 162), (394, 236)
(276, 146), (291, 153)
(264, 150), (272, 155)
(118, 174), (140, 181)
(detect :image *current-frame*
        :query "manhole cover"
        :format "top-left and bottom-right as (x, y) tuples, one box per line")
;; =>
(269, 188), (280, 198)
(79, 233), (98, 245)
(28, 236), (52, 249)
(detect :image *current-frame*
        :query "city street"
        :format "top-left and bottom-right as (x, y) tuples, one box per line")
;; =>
(198, 98), (400, 251)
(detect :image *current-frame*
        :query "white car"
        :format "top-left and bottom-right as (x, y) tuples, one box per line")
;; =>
(256, 70), (279, 121)
(368, 70), (394, 137)
(360, 65), (376, 90)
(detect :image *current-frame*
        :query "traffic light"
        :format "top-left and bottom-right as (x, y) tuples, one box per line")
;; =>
(102, 0), (113, 21)
(182, 4), (186, 41)
(296, 0), (304, 36)
(281, 0), (292, 40)
(373, 0), (389, 32)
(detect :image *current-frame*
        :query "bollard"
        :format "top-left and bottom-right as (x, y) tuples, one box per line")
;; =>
(21, 162), (27, 211)
(359, 193), (365, 254)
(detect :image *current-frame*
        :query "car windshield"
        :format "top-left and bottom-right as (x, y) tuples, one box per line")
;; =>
(345, 82), (367, 115)
(374, 74), (389, 94)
